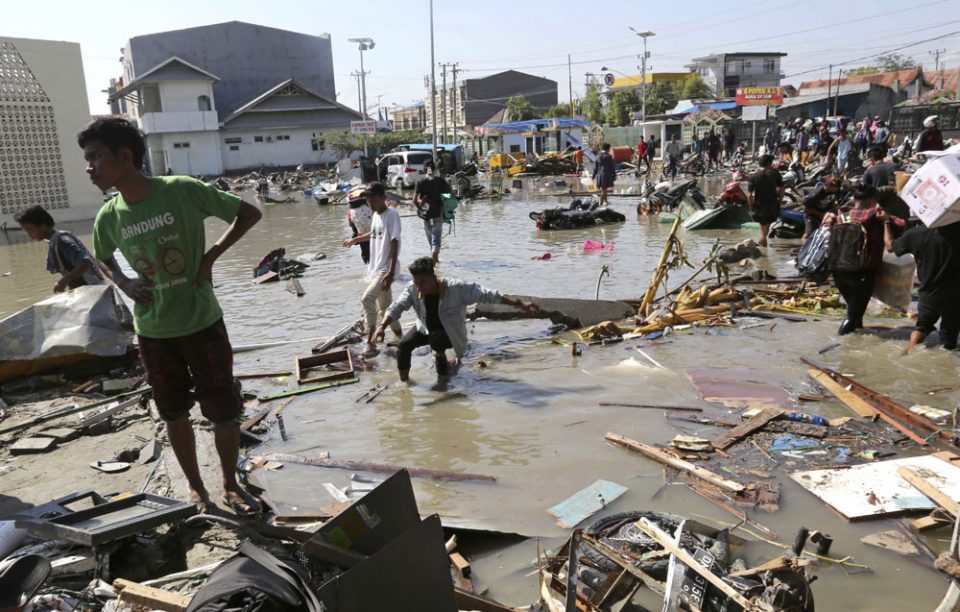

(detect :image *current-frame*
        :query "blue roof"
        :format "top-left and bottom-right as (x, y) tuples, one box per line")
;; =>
(483, 118), (589, 132)
(667, 100), (738, 115)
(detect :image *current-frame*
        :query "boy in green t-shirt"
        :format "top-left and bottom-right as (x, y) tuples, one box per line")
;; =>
(79, 118), (262, 515)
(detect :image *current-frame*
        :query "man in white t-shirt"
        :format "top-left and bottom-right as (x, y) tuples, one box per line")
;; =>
(343, 182), (403, 357)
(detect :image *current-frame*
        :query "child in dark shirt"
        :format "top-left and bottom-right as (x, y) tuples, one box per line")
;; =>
(15, 205), (104, 293)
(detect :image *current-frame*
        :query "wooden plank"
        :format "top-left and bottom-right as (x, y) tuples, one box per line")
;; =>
(265, 452), (496, 483)
(711, 407), (784, 450)
(240, 405), (272, 432)
(898, 466), (960, 516)
(634, 518), (756, 610)
(807, 370), (875, 417)
(10, 437), (58, 454)
(605, 433), (745, 494)
(114, 578), (190, 612)
(547, 479), (628, 528)
(579, 533), (666, 595)
(258, 377), (359, 401)
(599, 402), (703, 412)
(450, 552), (471, 577)
(912, 512), (951, 531)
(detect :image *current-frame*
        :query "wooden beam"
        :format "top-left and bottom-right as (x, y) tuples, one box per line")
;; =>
(113, 578), (190, 612)
(898, 467), (960, 517)
(265, 452), (496, 483)
(634, 519), (759, 611)
(605, 433), (746, 494)
(450, 552), (471, 577)
(580, 533), (666, 595)
(807, 370), (876, 417)
(711, 408), (784, 450)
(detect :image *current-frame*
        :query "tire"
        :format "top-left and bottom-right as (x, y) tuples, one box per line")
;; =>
(580, 511), (691, 578)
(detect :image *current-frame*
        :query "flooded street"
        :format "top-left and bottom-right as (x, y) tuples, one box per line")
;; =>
(1, 178), (955, 609)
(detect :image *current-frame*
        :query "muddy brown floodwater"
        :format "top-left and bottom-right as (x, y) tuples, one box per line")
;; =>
(0, 175), (955, 610)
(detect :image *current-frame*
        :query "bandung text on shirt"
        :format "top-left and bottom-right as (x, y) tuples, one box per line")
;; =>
(121, 212), (176, 240)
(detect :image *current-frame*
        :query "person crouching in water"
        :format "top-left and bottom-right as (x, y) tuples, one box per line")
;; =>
(821, 184), (904, 335)
(374, 257), (540, 382)
(16, 205), (104, 293)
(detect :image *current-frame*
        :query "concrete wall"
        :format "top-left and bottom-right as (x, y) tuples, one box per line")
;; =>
(159, 80), (215, 113)
(126, 22), (335, 116)
(424, 71), (558, 129)
(220, 127), (339, 171)
(0, 36), (103, 224)
(146, 131), (222, 176)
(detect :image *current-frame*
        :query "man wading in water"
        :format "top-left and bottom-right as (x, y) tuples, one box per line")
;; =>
(375, 257), (539, 382)
(82, 118), (263, 515)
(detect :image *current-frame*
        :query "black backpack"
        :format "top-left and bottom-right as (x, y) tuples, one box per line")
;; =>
(186, 541), (322, 612)
(828, 221), (869, 271)
(796, 226), (831, 280)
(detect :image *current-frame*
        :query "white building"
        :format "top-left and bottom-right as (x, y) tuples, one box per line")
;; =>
(0, 36), (103, 223)
(219, 80), (362, 172)
(685, 52), (787, 97)
(110, 57), (223, 176)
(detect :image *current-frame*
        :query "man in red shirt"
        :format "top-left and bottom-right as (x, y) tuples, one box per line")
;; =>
(635, 139), (649, 174)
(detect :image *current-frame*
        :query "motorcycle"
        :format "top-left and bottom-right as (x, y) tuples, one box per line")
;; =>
(729, 142), (748, 168)
(678, 152), (707, 176)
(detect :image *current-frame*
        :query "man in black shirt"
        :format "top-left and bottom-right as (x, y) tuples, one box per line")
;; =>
(801, 175), (842, 240)
(414, 169), (452, 264)
(863, 147), (895, 188)
(887, 222), (960, 352)
(748, 154), (784, 247)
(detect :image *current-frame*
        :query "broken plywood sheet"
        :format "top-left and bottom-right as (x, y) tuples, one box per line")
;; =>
(471, 296), (634, 329)
(791, 455), (960, 520)
(861, 530), (921, 556)
(547, 479), (627, 528)
(685, 368), (794, 411)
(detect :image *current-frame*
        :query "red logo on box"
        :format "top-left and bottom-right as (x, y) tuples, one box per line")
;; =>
(916, 177), (948, 210)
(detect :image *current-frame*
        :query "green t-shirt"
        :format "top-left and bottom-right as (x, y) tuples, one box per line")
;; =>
(93, 176), (242, 339)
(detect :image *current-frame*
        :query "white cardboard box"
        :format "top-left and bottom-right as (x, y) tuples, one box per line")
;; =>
(900, 153), (960, 227)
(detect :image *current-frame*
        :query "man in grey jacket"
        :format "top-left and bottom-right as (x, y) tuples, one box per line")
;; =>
(375, 257), (539, 381)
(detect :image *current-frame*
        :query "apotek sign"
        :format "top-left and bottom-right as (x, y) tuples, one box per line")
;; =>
(735, 87), (783, 106)
(350, 120), (377, 135)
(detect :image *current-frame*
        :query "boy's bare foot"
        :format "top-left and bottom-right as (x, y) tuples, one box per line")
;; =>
(189, 488), (211, 514)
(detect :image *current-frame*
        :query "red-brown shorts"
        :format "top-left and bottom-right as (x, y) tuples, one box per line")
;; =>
(137, 318), (243, 424)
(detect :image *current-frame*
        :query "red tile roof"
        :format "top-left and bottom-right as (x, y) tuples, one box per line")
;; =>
(798, 67), (959, 95)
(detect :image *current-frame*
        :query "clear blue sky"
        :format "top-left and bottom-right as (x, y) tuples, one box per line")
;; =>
(5, 0), (959, 116)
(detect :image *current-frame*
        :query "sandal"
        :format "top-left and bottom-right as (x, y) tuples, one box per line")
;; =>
(189, 491), (210, 514)
(221, 491), (262, 517)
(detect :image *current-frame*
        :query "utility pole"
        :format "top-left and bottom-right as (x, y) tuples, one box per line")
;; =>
(833, 69), (842, 116)
(930, 48), (946, 72)
(351, 71), (362, 116)
(451, 63), (459, 143)
(440, 63), (448, 145)
(429, 0), (438, 168)
(826, 64), (832, 118)
(630, 29), (655, 123)
(568, 54), (573, 115)
(584, 73), (591, 122)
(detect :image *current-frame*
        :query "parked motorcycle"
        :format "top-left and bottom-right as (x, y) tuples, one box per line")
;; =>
(678, 152), (707, 176)
(729, 142), (749, 168)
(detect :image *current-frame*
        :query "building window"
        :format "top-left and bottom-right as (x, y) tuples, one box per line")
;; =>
(254, 136), (264, 143)
(173, 142), (191, 149)
(276, 135), (290, 141)
(763, 58), (776, 73)
(744, 61), (752, 69)
(229, 145), (239, 151)
(224, 137), (241, 144)
(198, 95), (212, 111)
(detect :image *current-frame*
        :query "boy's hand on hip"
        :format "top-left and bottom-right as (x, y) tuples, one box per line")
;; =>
(120, 278), (155, 304)
(194, 253), (215, 288)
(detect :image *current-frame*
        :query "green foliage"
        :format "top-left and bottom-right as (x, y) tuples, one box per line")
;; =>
(371, 130), (429, 152)
(644, 81), (680, 116)
(847, 54), (915, 77)
(327, 131), (360, 158)
(677, 74), (714, 99)
(877, 53), (916, 72)
(847, 66), (880, 76)
(505, 95), (539, 121)
(605, 89), (641, 126)
(544, 103), (572, 118)
(585, 85), (604, 124)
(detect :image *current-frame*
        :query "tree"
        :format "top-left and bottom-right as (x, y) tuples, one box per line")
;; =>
(505, 95), (539, 121)
(584, 84), (604, 124)
(847, 54), (916, 77)
(678, 74), (714, 100)
(605, 89), (641, 126)
(328, 131), (361, 158)
(371, 130), (428, 153)
(877, 53), (916, 72)
(544, 103), (572, 118)
(642, 81), (680, 117)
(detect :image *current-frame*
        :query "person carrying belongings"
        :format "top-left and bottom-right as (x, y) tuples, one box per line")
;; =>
(592, 143), (617, 207)
(414, 168), (452, 264)
(886, 221), (960, 353)
(821, 184), (905, 336)
(375, 257), (540, 382)
(16, 205), (105, 293)
(801, 175), (843, 240)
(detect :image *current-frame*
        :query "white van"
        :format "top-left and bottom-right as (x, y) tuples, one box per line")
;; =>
(377, 150), (433, 189)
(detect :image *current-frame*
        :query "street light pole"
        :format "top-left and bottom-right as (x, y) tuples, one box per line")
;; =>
(629, 28), (655, 123)
(429, 0), (438, 169)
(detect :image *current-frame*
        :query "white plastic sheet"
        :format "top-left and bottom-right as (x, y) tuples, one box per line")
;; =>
(0, 284), (133, 362)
